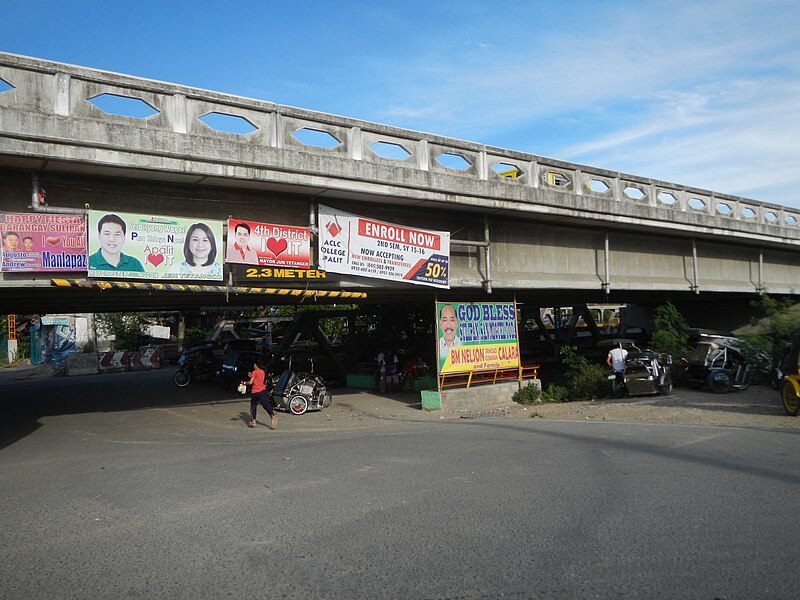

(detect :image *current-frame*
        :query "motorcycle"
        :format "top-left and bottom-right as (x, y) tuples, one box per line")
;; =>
(174, 340), (262, 390)
(267, 369), (332, 415)
(174, 341), (221, 387)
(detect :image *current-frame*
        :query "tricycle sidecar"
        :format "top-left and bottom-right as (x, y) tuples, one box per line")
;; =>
(683, 340), (751, 393)
(268, 369), (332, 415)
(622, 350), (673, 396)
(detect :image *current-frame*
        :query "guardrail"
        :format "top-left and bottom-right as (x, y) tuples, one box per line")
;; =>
(439, 364), (540, 390)
(1, 52), (797, 235)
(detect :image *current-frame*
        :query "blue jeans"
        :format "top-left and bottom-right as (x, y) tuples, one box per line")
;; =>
(250, 390), (274, 421)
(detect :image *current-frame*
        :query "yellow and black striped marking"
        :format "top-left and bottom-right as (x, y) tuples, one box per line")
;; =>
(50, 279), (367, 299)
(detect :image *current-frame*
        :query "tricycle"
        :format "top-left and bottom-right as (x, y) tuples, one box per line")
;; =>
(681, 339), (751, 393)
(606, 344), (673, 397)
(620, 349), (673, 397)
(174, 339), (262, 390)
(267, 369), (332, 415)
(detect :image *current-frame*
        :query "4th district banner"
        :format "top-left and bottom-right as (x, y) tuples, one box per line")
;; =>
(437, 302), (520, 374)
(318, 205), (450, 289)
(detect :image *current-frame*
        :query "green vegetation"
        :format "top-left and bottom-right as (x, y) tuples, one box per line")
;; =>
(512, 382), (541, 404)
(650, 301), (692, 361)
(96, 313), (149, 351)
(183, 326), (211, 346)
(0, 315), (29, 365)
(512, 381), (569, 405)
(739, 295), (800, 381)
(560, 345), (607, 400)
(541, 383), (569, 403)
(264, 304), (358, 339)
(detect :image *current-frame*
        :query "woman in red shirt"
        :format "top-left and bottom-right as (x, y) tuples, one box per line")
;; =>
(245, 361), (276, 428)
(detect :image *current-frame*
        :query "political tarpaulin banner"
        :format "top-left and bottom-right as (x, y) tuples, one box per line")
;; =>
(225, 219), (311, 268)
(317, 205), (450, 289)
(87, 210), (224, 281)
(1, 213), (87, 272)
(436, 302), (519, 374)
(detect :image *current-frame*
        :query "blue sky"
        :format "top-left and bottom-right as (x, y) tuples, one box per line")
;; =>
(3, 0), (800, 209)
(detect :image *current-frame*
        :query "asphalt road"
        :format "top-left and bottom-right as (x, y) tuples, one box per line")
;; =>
(2, 370), (799, 599)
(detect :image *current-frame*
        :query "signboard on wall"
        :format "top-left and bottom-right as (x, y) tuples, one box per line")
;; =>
(1, 213), (87, 272)
(317, 205), (450, 289)
(225, 219), (311, 269)
(436, 302), (520, 374)
(231, 265), (337, 285)
(87, 210), (224, 281)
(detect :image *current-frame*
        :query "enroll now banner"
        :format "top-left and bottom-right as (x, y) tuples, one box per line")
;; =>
(436, 302), (520, 374)
(1, 213), (87, 272)
(87, 210), (224, 281)
(317, 205), (450, 289)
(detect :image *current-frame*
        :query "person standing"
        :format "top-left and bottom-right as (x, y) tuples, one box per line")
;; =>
(379, 349), (399, 394)
(245, 361), (276, 429)
(607, 343), (628, 372)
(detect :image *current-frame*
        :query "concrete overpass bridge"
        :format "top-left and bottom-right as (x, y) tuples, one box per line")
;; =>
(1, 52), (798, 324)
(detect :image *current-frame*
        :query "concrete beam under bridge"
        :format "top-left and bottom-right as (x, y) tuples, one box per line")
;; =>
(0, 53), (799, 314)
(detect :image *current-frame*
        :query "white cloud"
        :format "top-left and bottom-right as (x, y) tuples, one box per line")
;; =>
(363, 1), (800, 208)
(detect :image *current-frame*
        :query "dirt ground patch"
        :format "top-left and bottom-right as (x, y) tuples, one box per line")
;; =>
(504, 385), (800, 429)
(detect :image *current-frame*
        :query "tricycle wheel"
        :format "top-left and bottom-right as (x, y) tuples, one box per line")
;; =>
(709, 371), (732, 394)
(174, 370), (190, 387)
(659, 382), (673, 395)
(781, 380), (800, 416)
(288, 394), (309, 415)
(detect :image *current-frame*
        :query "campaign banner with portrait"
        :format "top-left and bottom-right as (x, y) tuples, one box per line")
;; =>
(318, 205), (450, 288)
(1, 213), (87, 272)
(87, 210), (224, 281)
(436, 302), (520, 374)
(226, 219), (311, 268)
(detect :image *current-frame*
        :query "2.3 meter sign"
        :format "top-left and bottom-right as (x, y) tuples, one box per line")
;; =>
(317, 205), (450, 289)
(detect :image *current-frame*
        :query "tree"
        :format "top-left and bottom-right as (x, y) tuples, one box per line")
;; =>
(96, 313), (148, 351)
(560, 345), (607, 400)
(738, 295), (800, 381)
(650, 301), (692, 360)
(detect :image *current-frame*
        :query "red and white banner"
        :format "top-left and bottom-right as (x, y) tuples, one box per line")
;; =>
(98, 351), (130, 371)
(130, 347), (161, 370)
(1, 213), (87, 272)
(317, 205), (450, 289)
(226, 219), (310, 268)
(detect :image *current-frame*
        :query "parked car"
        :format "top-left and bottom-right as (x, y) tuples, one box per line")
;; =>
(681, 339), (752, 393)
(779, 337), (800, 416)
